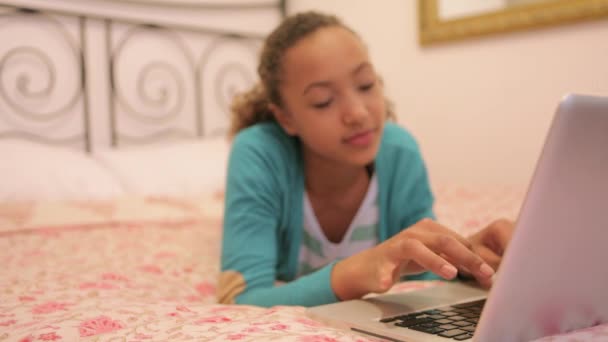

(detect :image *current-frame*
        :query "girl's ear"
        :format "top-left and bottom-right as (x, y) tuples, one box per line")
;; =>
(269, 103), (298, 136)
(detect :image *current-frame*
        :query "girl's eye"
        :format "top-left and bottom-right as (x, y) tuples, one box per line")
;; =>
(313, 99), (332, 109)
(359, 82), (375, 92)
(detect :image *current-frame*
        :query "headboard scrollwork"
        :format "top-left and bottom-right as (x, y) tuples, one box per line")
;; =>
(0, 0), (284, 151)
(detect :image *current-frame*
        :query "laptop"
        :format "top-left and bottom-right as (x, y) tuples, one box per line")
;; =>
(308, 94), (608, 341)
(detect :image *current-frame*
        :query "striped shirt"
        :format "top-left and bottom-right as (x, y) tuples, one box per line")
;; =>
(298, 174), (379, 277)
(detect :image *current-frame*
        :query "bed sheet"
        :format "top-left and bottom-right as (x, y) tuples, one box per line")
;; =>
(1, 185), (607, 341)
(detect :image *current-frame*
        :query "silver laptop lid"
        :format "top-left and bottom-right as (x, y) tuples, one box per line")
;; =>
(475, 94), (608, 341)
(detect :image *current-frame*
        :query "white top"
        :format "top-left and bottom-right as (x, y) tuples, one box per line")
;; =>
(297, 174), (379, 277)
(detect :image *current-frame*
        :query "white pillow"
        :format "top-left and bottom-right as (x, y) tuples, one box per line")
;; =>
(0, 140), (125, 202)
(93, 137), (230, 196)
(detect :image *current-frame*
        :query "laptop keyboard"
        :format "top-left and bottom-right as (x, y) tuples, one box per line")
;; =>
(379, 299), (485, 340)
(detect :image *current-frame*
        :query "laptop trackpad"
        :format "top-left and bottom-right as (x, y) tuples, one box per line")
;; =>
(365, 282), (488, 318)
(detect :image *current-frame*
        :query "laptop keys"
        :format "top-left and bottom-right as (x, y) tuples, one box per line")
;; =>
(454, 333), (474, 340)
(424, 309), (442, 315)
(438, 324), (458, 330)
(452, 321), (473, 327)
(410, 325), (446, 334)
(435, 319), (454, 324)
(439, 329), (469, 338)
(428, 314), (447, 319)
(452, 299), (486, 308)
(384, 299), (485, 340)
(462, 312), (479, 318)
(394, 317), (433, 328)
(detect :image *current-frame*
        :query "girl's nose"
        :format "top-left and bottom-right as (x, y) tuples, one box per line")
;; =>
(342, 95), (367, 125)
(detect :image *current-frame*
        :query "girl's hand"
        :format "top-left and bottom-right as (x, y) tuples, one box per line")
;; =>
(453, 219), (515, 288)
(331, 218), (496, 300)
(466, 219), (515, 278)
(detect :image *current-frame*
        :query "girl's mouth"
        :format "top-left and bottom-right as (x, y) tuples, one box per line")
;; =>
(343, 129), (375, 147)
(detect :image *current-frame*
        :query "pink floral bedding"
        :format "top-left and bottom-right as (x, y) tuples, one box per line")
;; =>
(1, 186), (607, 341)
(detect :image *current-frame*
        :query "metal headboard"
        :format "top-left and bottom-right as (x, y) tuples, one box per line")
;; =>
(0, 0), (285, 151)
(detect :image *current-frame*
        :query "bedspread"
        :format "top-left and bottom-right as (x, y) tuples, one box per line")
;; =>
(1, 185), (607, 341)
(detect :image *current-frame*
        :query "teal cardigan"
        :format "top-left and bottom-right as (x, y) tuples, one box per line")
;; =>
(220, 122), (438, 307)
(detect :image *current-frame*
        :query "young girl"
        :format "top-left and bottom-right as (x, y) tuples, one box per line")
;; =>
(218, 11), (514, 307)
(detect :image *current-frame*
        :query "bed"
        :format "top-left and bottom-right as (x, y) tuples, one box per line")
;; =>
(1, 1), (607, 341)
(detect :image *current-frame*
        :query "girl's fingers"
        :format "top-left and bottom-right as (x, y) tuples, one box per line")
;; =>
(487, 219), (514, 255)
(398, 238), (458, 280)
(473, 245), (502, 271)
(431, 234), (495, 281)
(388, 219), (498, 282)
(417, 219), (473, 250)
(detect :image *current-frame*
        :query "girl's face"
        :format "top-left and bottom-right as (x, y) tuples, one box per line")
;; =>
(271, 26), (386, 168)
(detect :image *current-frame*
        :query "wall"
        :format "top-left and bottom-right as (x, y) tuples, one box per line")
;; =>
(287, 0), (608, 185)
(438, 0), (505, 20)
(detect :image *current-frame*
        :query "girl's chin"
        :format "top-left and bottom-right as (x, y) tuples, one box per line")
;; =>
(345, 152), (378, 168)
